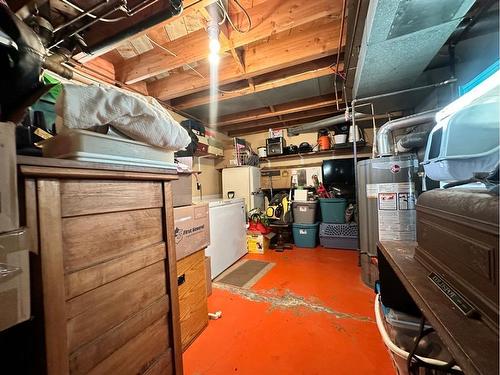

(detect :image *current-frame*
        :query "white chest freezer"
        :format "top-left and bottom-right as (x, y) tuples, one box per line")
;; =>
(204, 199), (247, 278)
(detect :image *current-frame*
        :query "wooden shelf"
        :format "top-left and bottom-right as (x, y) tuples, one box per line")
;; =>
(378, 241), (499, 375)
(259, 146), (372, 162)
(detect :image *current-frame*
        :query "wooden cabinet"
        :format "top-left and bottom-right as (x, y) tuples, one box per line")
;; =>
(18, 157), (183, 375)
(176, 250), (208, 351)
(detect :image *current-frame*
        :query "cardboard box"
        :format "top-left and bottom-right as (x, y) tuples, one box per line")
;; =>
(0, 123), (19, 232)
(205, 255), (212, 296)
(174, 203), (210, 260)
(246, 232), (274, 254)
(177, 249), (208, 350)
(171, 173), (193, 207)
(207, 145), (223, 156)
(0, 229), (30, 332)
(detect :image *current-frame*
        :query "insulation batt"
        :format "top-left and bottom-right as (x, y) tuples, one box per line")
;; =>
(55, 84), (191, 151)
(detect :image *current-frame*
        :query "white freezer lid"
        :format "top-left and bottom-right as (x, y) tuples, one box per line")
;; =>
(206, 198), (245, 208)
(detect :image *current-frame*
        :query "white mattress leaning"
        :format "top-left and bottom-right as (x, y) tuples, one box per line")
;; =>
(55, 84), (191, 151)
(40, 129), (176, 170)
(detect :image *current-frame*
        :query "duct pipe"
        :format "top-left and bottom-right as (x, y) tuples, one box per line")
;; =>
(287, 112), (364, 136)
(397, 131), (429, 151)
(86, 0), (182, 56)
(43, 54), (73, 79)
(376, 109), (438, 157)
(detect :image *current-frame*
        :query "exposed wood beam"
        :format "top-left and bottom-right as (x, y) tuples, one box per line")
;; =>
(217, 95), (340, 127)
(222, 106), (338, 132)
(78, 0), (218, 62)
(121, 0), (341, 84)
(171, 57), (341, 110)
(228, 112), (404, 136)
(149, 20), (342, 99)
(227, 114), (335, 136)
(220, 24), (246, 73)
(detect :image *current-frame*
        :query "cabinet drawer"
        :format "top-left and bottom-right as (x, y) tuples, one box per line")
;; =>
(69, 296), (169, 375)
(60, 180), (163, 217)
(177, 250), (208, 350)
(87, 318), (170, 375)
(62, 208), (163, 272)
(143, 351), (174, 375)
(66, 261), (167, 351)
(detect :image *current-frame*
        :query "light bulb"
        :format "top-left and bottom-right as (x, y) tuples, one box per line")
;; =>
(208, 52), (220, 65)
(209, 38), (220, 53)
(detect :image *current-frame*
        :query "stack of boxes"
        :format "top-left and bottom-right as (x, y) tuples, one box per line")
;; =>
(318, 198), (358, 250)
(291, 200), (319, 248)
(172, 177), (212, 351)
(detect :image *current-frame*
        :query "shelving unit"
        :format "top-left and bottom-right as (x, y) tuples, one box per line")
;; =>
(259, 146), (373, 163)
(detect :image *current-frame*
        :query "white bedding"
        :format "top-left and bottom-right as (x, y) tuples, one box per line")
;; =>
(55, 84), (191, 151)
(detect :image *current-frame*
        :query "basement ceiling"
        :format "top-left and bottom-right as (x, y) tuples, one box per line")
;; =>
(184, 75), (336, 121)
(353, 0), (476, 99)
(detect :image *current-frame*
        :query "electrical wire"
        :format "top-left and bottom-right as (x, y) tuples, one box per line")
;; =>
(217, 0), (252, 34)
(145, 35), (206, 79)
(61, 0), (128, 23)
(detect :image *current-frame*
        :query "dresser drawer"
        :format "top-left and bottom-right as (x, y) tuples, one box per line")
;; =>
(60, 180), (163, 217)
(177, 249), (208, 350)
(66, 261), (167, 351)
(62, 208), (163, 272)
(69, 296), (169, 375)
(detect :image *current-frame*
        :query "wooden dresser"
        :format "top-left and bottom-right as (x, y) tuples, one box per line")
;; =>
(17, 156), (183, 375)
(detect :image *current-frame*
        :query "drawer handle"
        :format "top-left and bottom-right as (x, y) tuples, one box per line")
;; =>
(178, 273), (186, 286)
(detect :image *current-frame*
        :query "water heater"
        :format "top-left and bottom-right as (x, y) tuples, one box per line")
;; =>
(357, 154), (420, 256)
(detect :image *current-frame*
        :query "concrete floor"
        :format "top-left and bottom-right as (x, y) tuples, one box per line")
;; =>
(184, 247), (395, 375)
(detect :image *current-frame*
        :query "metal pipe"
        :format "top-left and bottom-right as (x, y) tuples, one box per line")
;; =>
(345, 0), (362, 76)
(354, 78), (457, 104)
(287, 111), (364, 136)
(335, 0), (347, 75)
(50, 1), (127, 49)
(376, 109), (438, 157)
(43, 54), (73, 79)
(333, 0), (346, 111)
(86, 0), (183, 55)
(397, 131), (429, 151)
(54, 0), (110, 32)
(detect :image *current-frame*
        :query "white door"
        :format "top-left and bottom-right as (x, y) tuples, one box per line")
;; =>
(206, 200), (247, 278)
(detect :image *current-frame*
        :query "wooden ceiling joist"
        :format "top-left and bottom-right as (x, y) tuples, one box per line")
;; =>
(77, 0), (218, 62)
(120, 0), (341, 84)
(171, 57), (342, 110)
(226, 113), (337, 137)
(217, 94), (341, 127)
(222, 106), (338, 132)
(148, 20), (342, 100)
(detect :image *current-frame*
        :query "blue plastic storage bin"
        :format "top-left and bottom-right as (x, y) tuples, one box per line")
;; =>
(319, 198), (347, 223)
(292, 222), (319, 248)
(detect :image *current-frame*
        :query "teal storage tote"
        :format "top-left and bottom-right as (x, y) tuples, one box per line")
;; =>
(319, 198), (347, 223)
(292, 223), (319, 248)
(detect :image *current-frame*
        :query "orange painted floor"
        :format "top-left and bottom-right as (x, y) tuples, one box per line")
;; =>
(184, 247), (395, 375)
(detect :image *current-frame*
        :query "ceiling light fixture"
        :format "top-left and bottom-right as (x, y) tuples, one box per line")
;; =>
(207, 19), (220, 65)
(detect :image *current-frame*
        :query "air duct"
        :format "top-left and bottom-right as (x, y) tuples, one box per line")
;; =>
(287, 112), (365, 136)
(376, 109), (438, 157)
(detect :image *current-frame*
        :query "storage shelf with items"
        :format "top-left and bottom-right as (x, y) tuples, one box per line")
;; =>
(259, 145), (373, 162)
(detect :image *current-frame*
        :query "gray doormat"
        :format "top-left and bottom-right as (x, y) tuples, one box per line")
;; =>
(215, 259), (275, 289)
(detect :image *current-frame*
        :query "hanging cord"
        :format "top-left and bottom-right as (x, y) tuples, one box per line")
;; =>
(406, 316), (462, 375)
(145, 35), (206, 79)
(217, 0), (252, 33)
